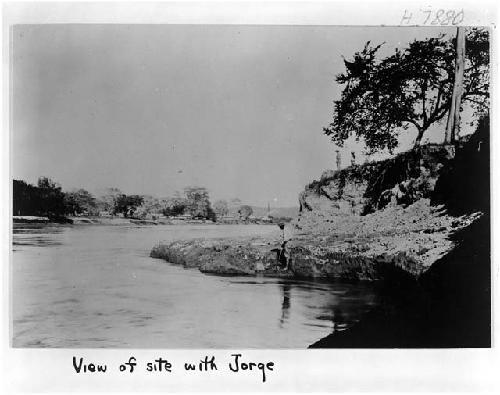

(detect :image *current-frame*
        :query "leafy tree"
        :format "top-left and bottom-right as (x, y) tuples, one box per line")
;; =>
(113, 194), (144, 217)
(213, 199), (229, 218)
(64, 189), (97, 215)
(134, 195), (163, 219)
(13, 179), (39, 216)
(36, 177), (67, 217)
(238, 205), (253, 220)
(323, 28), (489, 152)
(96, 187), (123, 213)
(162, 196), (188, 217)
(462, 28), (489, 116)
(184, 187), (213, 219)
(13, 177), (69, 218)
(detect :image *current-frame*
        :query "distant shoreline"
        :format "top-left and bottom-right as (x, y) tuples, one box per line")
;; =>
(12, 216), (278, 226)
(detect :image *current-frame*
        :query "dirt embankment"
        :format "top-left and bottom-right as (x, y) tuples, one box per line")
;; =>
(309, 213), (490, 348)
(150, 196), (480, 281)
(308, 119), (490, 348)
(151, 127), (487, 283)
(151, 119), (490, 347)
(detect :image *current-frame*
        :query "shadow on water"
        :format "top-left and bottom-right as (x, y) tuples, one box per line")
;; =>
(224, 275), (381, 334)
(310, 215), (491, 348)
(331, 308), (347, 332)
(311, 120), (491, 348)
(274, 277), (381, 333)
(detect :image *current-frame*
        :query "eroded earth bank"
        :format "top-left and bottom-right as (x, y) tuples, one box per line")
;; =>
(151, 121), (490, 347)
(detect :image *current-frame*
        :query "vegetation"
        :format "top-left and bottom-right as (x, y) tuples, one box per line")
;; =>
(305, 143), (456, 215)
(183, 187), (215, 220)
(12, 177), (241, 223)
(13, 177), (67, 219)
(432, 115), (490, 215)
(96, 187), (123, 213)
(323, 28), (489, 152)
(238, 205), (253, 220)
(64, 189), (98, 216)
(113, 194), (144, 218)
(162, 196), (188, 217)
(13, 177), (99, 219)
(213, 200), (229, 218)
(134, 196), (163, 219)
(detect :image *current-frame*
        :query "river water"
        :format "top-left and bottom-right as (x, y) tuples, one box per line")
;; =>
(12, 223), (380, 348)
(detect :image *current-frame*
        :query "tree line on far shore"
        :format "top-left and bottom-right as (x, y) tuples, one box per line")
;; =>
(12, 177), (259, 222)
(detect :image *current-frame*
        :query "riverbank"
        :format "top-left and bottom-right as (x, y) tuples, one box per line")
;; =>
(13, 216), (279, 226)
(12, 216), (50, 223)
(150, 198), (481, 280)
(309, 214), (490, 348)
(151, 235), (294, 277)
(150, 124), (490, 347)
(13, 216), (131, 225)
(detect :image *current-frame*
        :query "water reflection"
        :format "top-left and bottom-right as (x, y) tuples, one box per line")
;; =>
(332, 307), (346, 332)
(13, 224), (66, 247)
(13, 238), (63, 247)
(13, 223), (66, 234)
(279, 283), (291, 327)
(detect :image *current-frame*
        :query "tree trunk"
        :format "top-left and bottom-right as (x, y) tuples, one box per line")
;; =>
(414, 127), (425, 147)
(445, 27), (466, 144)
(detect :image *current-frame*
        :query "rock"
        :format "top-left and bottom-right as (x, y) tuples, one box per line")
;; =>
(151, 140), (486, 283)
(151, 238), (290, 276)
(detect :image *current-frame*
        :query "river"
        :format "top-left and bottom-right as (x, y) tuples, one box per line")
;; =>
(12, 223), (381, 348)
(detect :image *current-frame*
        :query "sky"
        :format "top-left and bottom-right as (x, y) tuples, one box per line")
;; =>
(12, 25), (455, 207)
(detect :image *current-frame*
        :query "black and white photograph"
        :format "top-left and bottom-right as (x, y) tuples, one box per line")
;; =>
(7, 6), (492, 354)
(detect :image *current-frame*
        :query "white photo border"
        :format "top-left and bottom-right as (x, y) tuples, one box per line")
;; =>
(1, 1), (499, 393)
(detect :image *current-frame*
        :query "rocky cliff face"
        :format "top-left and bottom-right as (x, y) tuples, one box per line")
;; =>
(298, 145), (454, 217)
(290, 142), (486, 278)
(151, 122), (488, 282)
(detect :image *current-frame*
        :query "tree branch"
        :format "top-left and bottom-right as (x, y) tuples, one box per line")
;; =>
(431, 87), (443, 120)
(463, 96), (487, 106)
(428, 99), (450, 125)
(421, 82), (428, 126)
(405, 118), (422, 130)
(465, 90), (489, 97)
